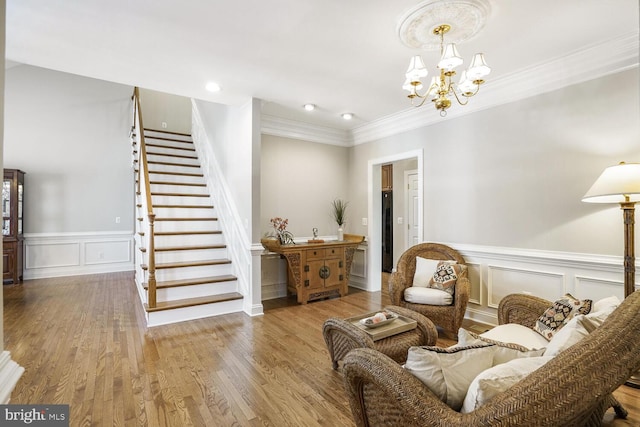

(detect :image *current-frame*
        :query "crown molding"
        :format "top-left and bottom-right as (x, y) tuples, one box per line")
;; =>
(261, 32), (639, 147)
(261, 114), (350, 146)
(351, 32), (639, 145)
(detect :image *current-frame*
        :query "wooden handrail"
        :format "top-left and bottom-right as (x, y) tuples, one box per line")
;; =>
(132, 87), (157, 308)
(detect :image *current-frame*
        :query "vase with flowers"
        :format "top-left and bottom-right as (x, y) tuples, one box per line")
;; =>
(269, 217), (295, 245)
(331, 199), (348, 241)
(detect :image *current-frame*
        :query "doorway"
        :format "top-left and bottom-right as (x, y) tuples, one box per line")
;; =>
(366, 150), (423, 292)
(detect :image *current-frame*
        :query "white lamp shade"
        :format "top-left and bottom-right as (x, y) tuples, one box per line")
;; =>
(582, 162), (640, 203)
(457, 70), (476, 94)
(406, 55), (428, 82)
(438, 43), (463, 70)
(467, 53), (491, 80)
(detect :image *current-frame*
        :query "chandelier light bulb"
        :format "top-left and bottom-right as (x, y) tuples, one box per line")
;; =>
(457, 70), (476, 95)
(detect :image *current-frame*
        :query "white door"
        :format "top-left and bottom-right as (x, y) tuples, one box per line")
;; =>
(405, 170), (420, 249)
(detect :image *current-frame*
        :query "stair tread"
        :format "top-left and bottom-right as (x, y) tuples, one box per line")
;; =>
(142, 259), (231, 269)
(143, 274), (237, 289)
(153, 204), (213, 208)
(155, 217), (218, 221)
(155, 230), (222, 236)
(148, 161), (200, 168)
(144, 292), (242, 313)
(150, 181), (206, 187)
(152, 192), (209, 197)
(143, 128), (192, 137)
(149, 171), (204, 177)
(156, 244), (226, 251)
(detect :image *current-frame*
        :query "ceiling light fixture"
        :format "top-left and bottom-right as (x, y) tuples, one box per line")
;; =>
(304, 104), (316, 111)
(403, 23), (490, 117)
(341, 113), (353, 120)
(205, 82), (221, 92)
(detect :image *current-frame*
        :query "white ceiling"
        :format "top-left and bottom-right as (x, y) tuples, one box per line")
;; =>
(6, 0), (639, 135)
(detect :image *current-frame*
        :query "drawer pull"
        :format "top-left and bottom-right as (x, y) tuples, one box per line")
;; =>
(304, 265), (309, 272)
(339, 260), (343, 268)
(304, 280), (309, 287)
(339, 274), (344, 281)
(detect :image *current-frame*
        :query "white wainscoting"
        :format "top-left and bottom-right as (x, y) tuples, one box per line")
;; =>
(23, 231), (134, 280)
(449, 243), (636, 327)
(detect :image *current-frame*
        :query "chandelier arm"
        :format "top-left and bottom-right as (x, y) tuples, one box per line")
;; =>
(410, 95), (430, 108)
(449, 84), (471, 106)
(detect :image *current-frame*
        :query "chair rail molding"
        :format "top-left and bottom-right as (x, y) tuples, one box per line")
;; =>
(444, 242), (635, 326)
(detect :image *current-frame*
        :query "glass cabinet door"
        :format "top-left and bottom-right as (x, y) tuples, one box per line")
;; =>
(2, 179), (10, 236)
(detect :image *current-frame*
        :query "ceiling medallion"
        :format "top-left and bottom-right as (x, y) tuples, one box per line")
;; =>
(397, 0), (492, 51)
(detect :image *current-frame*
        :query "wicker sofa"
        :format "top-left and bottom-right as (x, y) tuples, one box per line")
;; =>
(342, 291), (640, 427)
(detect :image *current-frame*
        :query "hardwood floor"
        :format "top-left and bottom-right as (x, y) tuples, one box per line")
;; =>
(3, 272), (638, 426)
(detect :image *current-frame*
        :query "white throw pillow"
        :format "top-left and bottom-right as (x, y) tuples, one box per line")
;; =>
(457, 328), (545, 365)
(544, 314), (595, 357)
(593, 295), (621, 314)
(404, 286), (453, 305)
(412, 257), (442, 287)
(460, 356), (553, 413)
(480, 324), (550, 350)
(404, 344), (495, 411)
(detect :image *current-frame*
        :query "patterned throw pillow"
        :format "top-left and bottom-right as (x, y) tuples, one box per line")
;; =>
(429, 262), (466, 295)
(533, 294), (592, 340)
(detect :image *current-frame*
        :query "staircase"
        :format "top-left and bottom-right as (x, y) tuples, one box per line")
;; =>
(132, 127), (244, 326)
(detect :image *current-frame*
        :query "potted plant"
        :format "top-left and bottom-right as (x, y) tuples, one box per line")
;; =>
(331, 199), (348, 241)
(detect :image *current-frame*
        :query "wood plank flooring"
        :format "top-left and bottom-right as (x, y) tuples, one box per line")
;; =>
(3, 272), (639, 426)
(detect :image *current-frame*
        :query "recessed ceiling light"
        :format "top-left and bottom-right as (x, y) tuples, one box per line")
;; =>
(341, 112), (354, 120)
(303, 104), (315, 111)
(205, 82), (221, 92)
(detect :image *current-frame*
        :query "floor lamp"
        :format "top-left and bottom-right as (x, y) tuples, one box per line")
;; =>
(583, 161), (640, 388)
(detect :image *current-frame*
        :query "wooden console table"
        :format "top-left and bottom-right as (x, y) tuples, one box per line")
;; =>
(261, 234), (365, 304)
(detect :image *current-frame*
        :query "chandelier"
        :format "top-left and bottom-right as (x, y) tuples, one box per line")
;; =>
(402, 24), (490, 117)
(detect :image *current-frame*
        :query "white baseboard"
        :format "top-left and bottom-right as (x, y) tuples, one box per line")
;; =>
(23, 231), (134, 280)
(0, 351), (24, 404)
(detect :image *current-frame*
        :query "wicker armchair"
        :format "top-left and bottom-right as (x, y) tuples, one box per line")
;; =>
(389, 242), (470, 336)
(342, 291), (640, 427)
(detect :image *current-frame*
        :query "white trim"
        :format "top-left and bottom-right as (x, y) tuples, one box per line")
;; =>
(23, 231), (134, 280)
(367, 149), (424, 293)
(261, 115), (350, 146)
(0, 351), (24, 404)
(260, 33), (639, 146)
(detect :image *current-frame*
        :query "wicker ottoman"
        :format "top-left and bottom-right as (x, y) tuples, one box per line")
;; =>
(322, 305), (438, 369)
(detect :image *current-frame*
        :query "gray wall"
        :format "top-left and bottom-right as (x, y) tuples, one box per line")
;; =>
(139, 88), (192, 134)
(348, 68), (640, 257)
(261, 134), (349, 239)
(4, 65), (134, 233)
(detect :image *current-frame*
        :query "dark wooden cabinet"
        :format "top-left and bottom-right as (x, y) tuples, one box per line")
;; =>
(3, 169), (25, 284)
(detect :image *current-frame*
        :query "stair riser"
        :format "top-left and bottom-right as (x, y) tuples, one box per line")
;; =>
(150, 183), (208, 195)
(153, 264), (233, 281)
(147, 154), (199, 166)
(146, 298), (244, 327)
(146, 145), (196, 157)
(148, 173), (205, 185)
(154, 248), (228, 263)
(152, 195), (213, 205)
(153, 207), (216, 218)
(154, 233), (225, 246)
(153, 221), (219, 233)
(147, 163), (202, 175)
(156, 280), (238, 301)
(143, 132), (193, 143)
